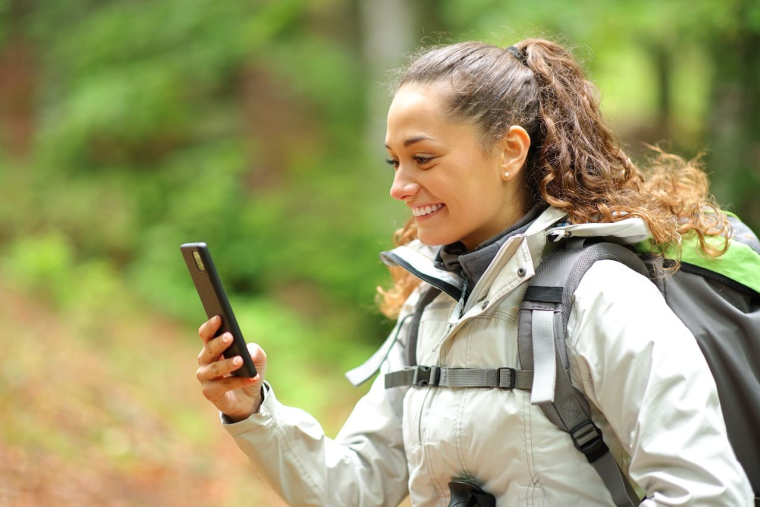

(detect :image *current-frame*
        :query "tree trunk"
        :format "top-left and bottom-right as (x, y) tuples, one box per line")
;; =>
(650, 40), (673, 141)
(358, 0), (419, 154)
(0, 0), (36, 160)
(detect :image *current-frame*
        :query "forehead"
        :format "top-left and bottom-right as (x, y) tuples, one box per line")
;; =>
(385, 84), (452, 143)
(388, 83), (447, 117)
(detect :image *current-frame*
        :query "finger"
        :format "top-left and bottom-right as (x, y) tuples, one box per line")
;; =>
(247, 342), (267, 373)
(198, 316), (222, 343)
(197, 332), (233, 366)
(196, 354), (245, 382)
(200, 375), (259, 402)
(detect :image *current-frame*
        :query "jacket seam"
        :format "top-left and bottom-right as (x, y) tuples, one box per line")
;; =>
(456, 387), (474, 481)
(457, 331), (475, 480)
(471, 310), (518, 325)
(422, 388), (447, 501)
(523, 389), (546, 506)
(270, 417), (323, 502)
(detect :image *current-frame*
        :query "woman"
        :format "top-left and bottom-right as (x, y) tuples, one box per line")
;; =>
(195, 39), (753, 505)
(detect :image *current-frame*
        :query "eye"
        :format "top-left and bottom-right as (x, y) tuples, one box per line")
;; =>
(413, 155), (434, 166)
(385, 158), (399, 169)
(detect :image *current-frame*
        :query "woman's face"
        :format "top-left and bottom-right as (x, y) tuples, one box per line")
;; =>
(385, 83), (529, 250)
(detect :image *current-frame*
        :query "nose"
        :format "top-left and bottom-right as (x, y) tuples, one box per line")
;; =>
(389, 164), (420, 202)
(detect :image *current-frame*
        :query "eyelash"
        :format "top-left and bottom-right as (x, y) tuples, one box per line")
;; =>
(385, 156), (434, 169)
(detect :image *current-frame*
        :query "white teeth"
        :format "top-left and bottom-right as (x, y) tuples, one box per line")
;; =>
(413, 203), (443, 217)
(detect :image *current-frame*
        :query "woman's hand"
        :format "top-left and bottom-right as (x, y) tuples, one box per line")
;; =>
(196, 316), (267, 422)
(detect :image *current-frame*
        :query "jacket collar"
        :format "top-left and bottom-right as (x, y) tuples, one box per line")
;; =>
(434, 204), (547, 295)
(379, 242), (463, 300)
(380, 207), (568, 301)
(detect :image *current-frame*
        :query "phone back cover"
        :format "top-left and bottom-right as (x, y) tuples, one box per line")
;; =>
(181, 243), (256, 377)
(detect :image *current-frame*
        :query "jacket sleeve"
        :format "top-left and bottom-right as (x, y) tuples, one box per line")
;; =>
(567, 260), (753, 506)
(220, 313), (413, 507)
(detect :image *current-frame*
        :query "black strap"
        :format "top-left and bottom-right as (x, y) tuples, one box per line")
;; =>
(524, 285), (563, 303)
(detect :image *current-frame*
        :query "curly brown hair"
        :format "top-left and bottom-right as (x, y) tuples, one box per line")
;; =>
(378, 38), (729, 318)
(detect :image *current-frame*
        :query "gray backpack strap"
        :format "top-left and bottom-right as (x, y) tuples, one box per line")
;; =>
(385, 365), (534, 389)
(519, 239), (648, 506)
(345, 286), (442, 387)
(385, 284), (536, 390)
(345, 313), (414, 386)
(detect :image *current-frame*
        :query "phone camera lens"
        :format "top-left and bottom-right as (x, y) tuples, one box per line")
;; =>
(192, 251), (205, 271)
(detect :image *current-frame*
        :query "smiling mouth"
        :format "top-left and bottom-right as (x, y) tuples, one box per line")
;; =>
(412, 203), (445, 217)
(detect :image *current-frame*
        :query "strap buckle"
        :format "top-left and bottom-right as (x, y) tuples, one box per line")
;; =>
(547, 229), (572, 243)
(497, 367), (517, 389)
(412, 365), (439, 387)
(570, 420), (609, 463)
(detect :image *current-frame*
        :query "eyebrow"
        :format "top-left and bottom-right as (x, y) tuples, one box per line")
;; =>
(384, 135), (436, 149)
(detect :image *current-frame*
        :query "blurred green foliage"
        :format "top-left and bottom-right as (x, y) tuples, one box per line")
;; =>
(0, 1), (756, 503)
(0, 0), (396, 355)
(0, 0), (758, 432)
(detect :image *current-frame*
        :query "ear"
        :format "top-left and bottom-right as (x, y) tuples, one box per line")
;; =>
(497, 126), (531, 181)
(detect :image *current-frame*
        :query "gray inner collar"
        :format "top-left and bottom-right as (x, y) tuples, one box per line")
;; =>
(434, 205), (545, 294)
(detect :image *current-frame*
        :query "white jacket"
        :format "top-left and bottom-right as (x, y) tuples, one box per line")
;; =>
(223, 207), (753, 506)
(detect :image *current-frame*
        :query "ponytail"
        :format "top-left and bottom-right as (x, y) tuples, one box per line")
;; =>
(516, 38), (727, 255)
(518, 39), (638, 215)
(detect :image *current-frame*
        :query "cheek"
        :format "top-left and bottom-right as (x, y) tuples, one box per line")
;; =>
(451, 169), (503, 211)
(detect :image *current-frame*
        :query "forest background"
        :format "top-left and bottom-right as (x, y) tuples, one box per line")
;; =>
(0, 0), (758, 505)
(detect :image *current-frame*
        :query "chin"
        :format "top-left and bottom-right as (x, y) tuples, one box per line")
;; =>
(417, 229), (456, 247)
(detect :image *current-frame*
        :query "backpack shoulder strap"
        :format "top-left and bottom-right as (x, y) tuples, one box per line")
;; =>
(519, 239), (648, 506)
(345, 285), (442, 387)
(382, 283), (537, 390)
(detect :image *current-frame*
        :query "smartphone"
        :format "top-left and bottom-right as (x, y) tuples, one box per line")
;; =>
(180, 242), (257, 378)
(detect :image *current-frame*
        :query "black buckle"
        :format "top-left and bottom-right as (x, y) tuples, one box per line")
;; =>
(413, 366), (439, 387)
(448, 480), (496, 507)
(569, 420), (609, 463)
(497, 367), (516, 389)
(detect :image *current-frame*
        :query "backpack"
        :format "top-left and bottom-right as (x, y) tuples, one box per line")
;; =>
(349, 213), (760, 505)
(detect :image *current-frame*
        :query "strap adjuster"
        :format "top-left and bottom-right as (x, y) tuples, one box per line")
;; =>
(497, 367), (516, 389)
(412, 365), (439, 386)
(570, 420), (609, 463)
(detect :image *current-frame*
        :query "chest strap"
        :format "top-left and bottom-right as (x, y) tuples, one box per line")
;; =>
(385, 365), (534, 390)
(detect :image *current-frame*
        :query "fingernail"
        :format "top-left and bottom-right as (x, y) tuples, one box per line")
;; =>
(233, 356), (241, 365)
(214, 316), (220, 324)
(223, 333), (231, 343)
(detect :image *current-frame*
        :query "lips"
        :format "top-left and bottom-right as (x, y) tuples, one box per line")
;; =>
(412, 203), (445, 217)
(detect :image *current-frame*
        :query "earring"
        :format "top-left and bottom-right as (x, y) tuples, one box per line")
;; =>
(504, 172), (510, 178)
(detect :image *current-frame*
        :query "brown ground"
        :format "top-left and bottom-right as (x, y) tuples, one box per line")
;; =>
(0, 280), (419, 506)
(0, 285), (288, 507)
